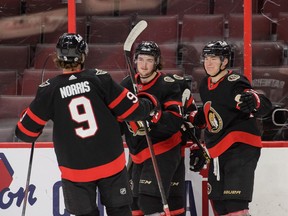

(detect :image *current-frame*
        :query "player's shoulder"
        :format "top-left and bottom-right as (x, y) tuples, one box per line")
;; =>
(226, 70), (249, 84)
(159, 72), (178, 85)
(38, 74), (61, 90)
(120, 74), (132, 87)
(84, 68), (114, 84)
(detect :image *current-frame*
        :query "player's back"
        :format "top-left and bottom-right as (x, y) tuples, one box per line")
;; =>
(33, 69), (125, 169)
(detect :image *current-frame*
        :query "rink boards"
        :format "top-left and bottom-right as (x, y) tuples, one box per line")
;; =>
(0, 142), (287, 216)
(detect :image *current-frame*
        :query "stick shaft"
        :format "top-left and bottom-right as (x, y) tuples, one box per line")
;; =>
(123, 21), (171, 215)
(21, 142), (35, 216)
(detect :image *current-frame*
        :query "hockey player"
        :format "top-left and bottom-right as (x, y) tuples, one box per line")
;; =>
(187, 41), (272, 216)
(120, 41), (185, 216)
(15, 33), (161, 216)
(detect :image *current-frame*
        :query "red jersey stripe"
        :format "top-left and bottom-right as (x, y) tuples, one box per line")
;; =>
(118, 103), (139, 120)
(167, 110), (182, 118)
(164, 100), (182, 108)
(208, 131), (262, 158)
(109, 89), (128, 109)
(131, 131), (182, 164)
(17, 122), (40, 137)
(59, 152), (126, 182)
(27, 108), (47, 125)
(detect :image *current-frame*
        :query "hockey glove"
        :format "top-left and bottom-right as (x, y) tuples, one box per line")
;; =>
(187, 108), (206, 129)
(236, 90), (260, 113)
(137, 92), (162, 124)
(189, 148), (207, 172)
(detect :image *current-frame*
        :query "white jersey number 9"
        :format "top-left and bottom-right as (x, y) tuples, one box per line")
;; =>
(68, 96), (97, 138)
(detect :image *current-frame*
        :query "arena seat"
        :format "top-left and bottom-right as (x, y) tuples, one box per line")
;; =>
(134, 15), (179, 44)
(76, 0), (115, 16)
(42, 16), (87, 44)
(180, 41), (207, 73)
(0, 95), (34, 141)
(0, 10), (43, 45)
(118, 0), (162, 16)
(0, 95), (34, 119)
(252, 66), (288, 104)
(33, 44), (58, 70)
(259, 0), (288, 19)
(0, 45), (30, 74)
(180, 14), (225, 43)
(227, 14), (273, 41)
(164, 68), (185, 76)
(20, 69), (62, 95)
(276, 12), (288, 44)
(166, 0), (211, 21)
(158, 42), (179, 69)
(88, 16), (132, 44)
(108, 70), (128, 84)
(0, 95), (54, 142)
(0, 70), (18, 95)
(0, 127), (18, 142)
(230, 41), (285, 68)
(85, 43), (127, 70)
(213, 0), (258, 17)
(252, 41), (285, 66)
(0, 0), (22, 17)
(25, 0), (65, 14)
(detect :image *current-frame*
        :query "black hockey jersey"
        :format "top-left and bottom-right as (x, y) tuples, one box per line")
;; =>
(199, 71), (271, 158)
(15, 69), (154, 182)
(120, 72), (183, 164)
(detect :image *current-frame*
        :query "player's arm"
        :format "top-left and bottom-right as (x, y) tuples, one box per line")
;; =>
(233, 78), (273, 117)
(15, 86), (52, 142)
(105, 75), (160, 122)
(151, 81), (183, 133)
(15, 107), (47, 142)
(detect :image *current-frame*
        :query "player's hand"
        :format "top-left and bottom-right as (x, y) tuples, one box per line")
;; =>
(189, 148), (207, 172)
(236, 91), (260, 113)
(186, 108), (206, 129)
(137, 92), (162, 124)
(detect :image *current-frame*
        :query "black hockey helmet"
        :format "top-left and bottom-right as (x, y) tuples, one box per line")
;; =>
(134, 41), (161, 69)
(202, 40), (231, 59)
(56, 33), (88, 63)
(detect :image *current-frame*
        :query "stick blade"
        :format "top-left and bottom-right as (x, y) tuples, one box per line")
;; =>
(124, 20), (148, 52)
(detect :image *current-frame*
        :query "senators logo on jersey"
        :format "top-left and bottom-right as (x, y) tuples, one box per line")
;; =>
(203, 101), (223, 133)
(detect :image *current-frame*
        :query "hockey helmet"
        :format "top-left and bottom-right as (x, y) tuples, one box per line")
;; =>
(56, 33), (88, 63)
(202, 40), (231, 59)
(134, 41), (161, 69)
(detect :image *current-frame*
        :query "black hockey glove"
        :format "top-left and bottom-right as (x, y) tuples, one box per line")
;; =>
(187, 108), (206, 129)
(137, 92), (162, 124)
(189, 148), (207, 172)
(236, 90), (260, 113)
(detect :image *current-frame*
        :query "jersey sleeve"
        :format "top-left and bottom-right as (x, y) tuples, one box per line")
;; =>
(15, 80), (54, 142)
(96, 72), (152, 122)
(149, 76), (183, 134)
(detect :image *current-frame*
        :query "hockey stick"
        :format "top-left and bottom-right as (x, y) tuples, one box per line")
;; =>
(182, 92), (210, 163)
(182, 122), (210, 162)
(124, 20), (171, 216)
(21, 141), (35, 216)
